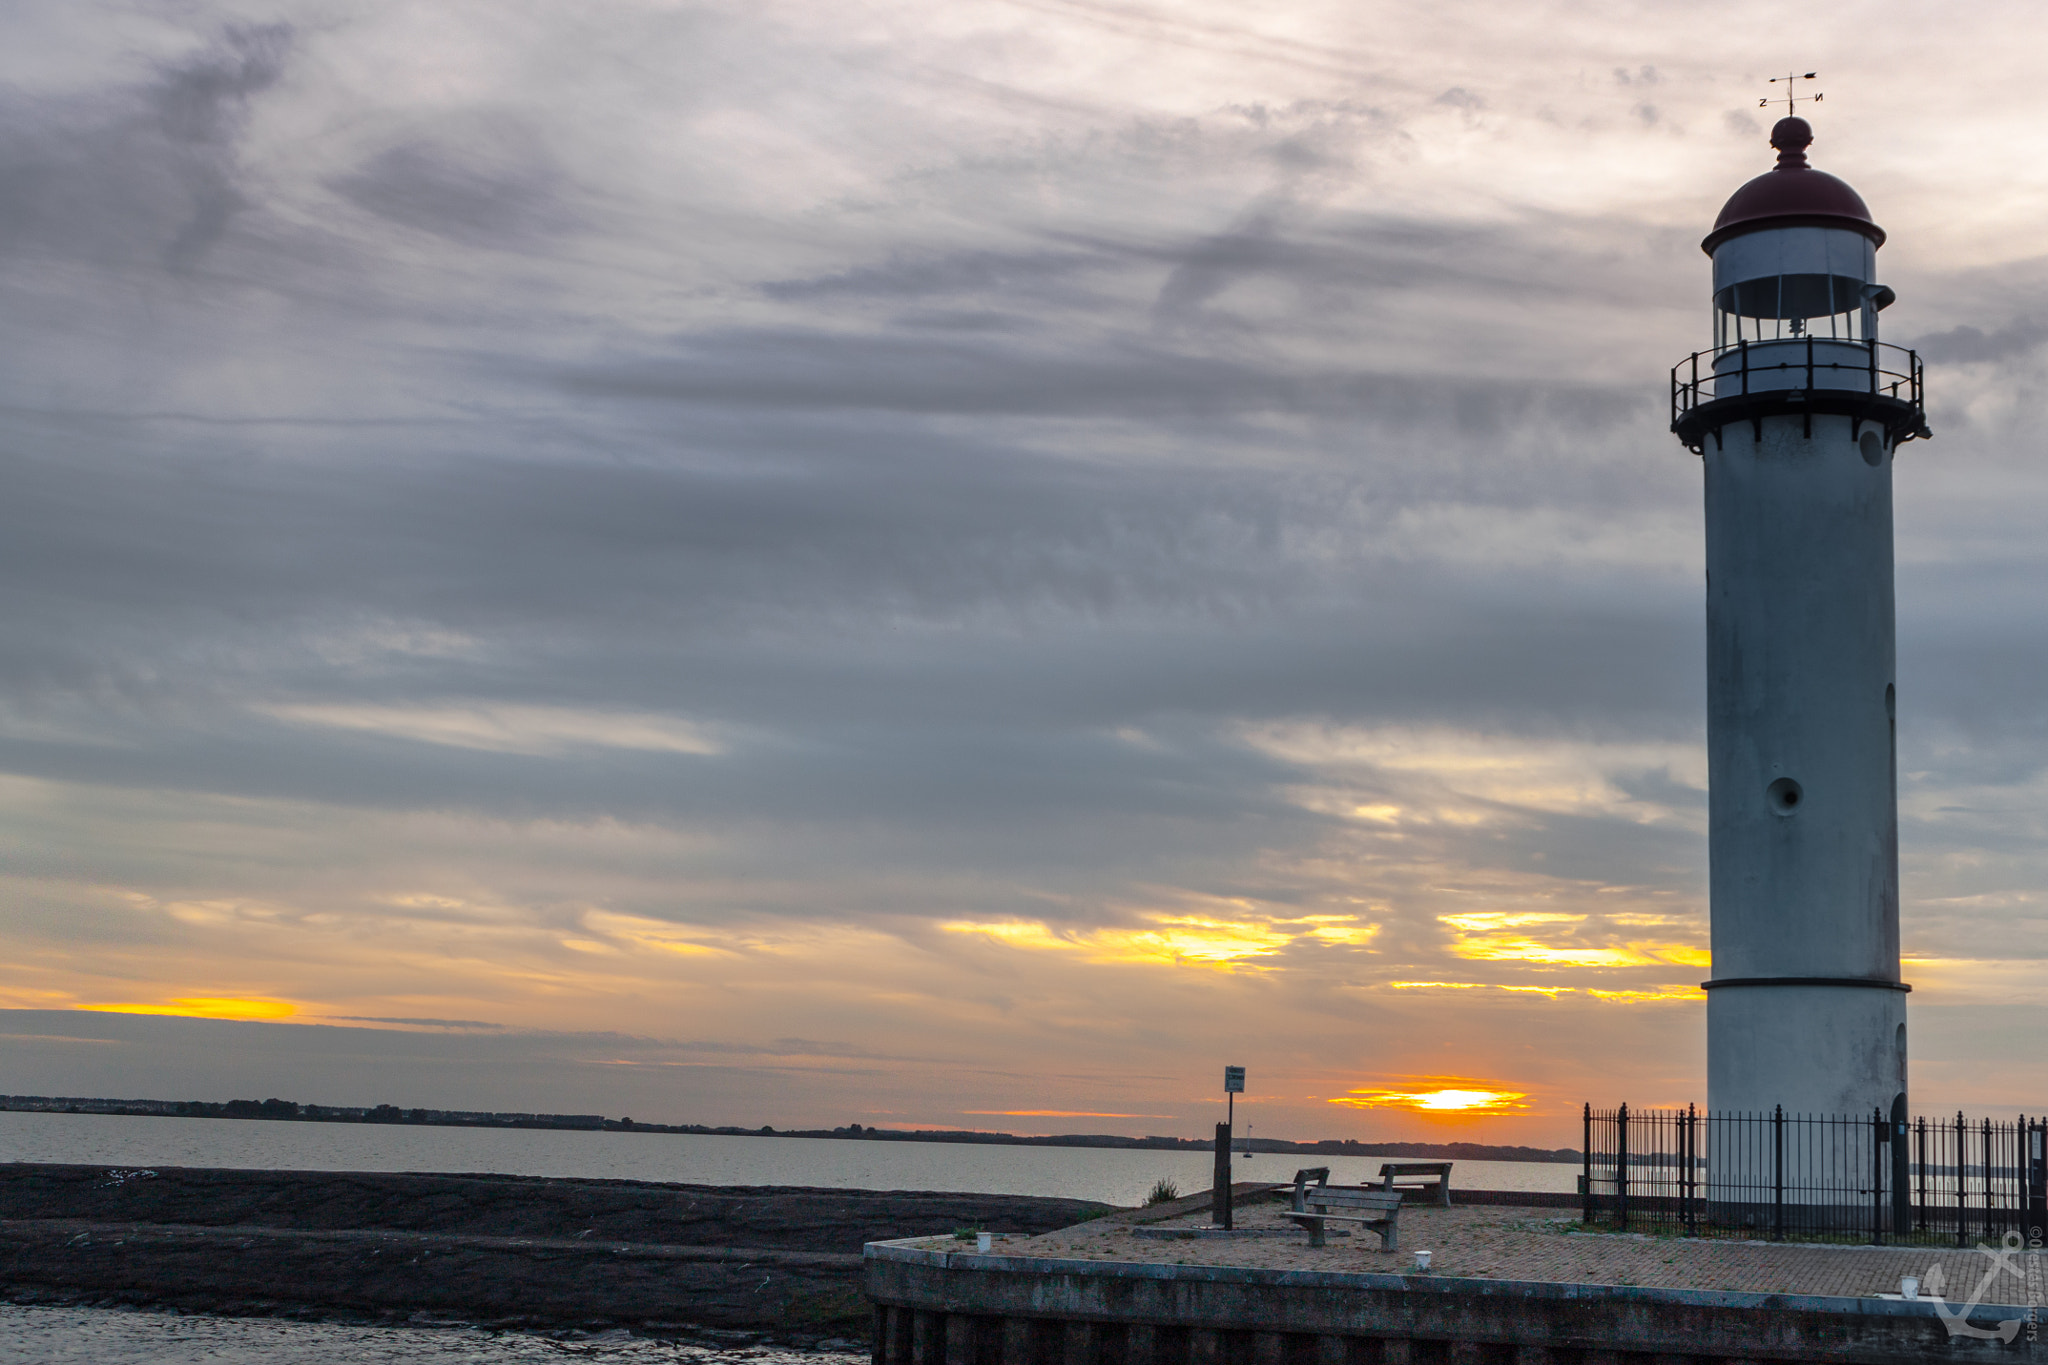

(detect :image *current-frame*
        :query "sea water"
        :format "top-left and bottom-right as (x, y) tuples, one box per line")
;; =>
(0, 1304), (869, 1364)
(0, 1110), (1579, 1204)
(0, 1111), (1578, 1361)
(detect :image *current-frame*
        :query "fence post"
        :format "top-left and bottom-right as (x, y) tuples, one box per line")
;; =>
(1974, 1121), (1990, 1236)
(1917, 1115), (1928, 1234)
(1212, 1122), (1231, 1229)
(2029, 1119), (2046, 1243)
(1772, 1105), (1785, 1242)
(1617, 1103), (1630, 1232)
(1582, 1103), (1594, 1226)
(1872, 1108), (1886, 1245)
(1957, 1111), (1967, 1248)
(1684, 1103), (1697, 1237)
(1892, 1094), (1911, 1237)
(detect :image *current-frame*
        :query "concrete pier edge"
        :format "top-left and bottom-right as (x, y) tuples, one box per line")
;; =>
(865, 1237), (2041, 1363)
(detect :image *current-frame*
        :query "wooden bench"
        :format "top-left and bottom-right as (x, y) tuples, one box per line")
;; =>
(1378, 1161), (1454, 1207)
(1282, 1167), (1402, 1250)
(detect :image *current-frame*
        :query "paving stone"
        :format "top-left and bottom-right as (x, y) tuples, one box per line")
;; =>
(942, 1198), (2042, 1304)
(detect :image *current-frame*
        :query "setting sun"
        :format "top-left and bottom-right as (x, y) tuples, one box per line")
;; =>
(1329, 1081), (1529, 1115)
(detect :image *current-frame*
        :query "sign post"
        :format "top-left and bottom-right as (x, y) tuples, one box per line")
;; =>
(1214, 1066), (1245, 1228)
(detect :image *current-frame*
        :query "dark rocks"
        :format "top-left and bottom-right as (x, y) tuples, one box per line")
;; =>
(0, 1163), (1107, 1252)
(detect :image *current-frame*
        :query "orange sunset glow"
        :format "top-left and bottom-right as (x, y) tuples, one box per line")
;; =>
(79, 998), (301, 1022)
(1330, 1082), (1531, 1116)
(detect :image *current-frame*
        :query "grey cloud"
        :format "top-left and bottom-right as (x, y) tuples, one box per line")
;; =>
(328, 117), (584, 248)
(0, 1011), (908, 1117)
(758, 248), (1105, 303)
(669, 1038), (888, 1058)
(330, 1016), (508, 1029)
(151, 25), (290, 146)
(1909, 320), (2048, 364)
(0, 25), (287, 272)
(1152, 205), (1288, 324)
(561, 327), (1643, 426)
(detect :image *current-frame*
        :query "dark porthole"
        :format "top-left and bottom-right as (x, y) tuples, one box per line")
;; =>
(1859, 429), (1885, 466)
(1766, 776), (1804, 815)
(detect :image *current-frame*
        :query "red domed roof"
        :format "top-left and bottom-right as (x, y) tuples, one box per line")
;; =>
(1701, 117), (1884, 253)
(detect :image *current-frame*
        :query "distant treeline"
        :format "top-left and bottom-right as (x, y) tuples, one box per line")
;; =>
(0, 1093), (1581, 1164)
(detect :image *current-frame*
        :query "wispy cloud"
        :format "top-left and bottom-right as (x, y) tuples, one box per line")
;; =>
(259, 704), (724, 757)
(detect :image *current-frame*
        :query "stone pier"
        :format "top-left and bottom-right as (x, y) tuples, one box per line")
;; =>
(864, 1195), (2045, 1364)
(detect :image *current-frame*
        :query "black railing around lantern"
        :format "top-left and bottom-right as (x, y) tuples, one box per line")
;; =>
(1582, 1104), (2048, 1245)
(1669, 336), (1931, 454)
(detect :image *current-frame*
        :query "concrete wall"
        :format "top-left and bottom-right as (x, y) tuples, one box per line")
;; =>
(867, 1241), (2039, 1365)
(1708, 984), (1907, 1122)
(1703, 407), (1904, 1121)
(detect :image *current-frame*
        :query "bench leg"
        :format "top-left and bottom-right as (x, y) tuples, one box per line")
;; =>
(1306, 1218), (1326, 1249)
(1378, 1221), (1398, 1253)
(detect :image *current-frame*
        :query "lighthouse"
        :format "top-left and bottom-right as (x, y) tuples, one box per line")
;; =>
(1670, 116), (1931, 1122)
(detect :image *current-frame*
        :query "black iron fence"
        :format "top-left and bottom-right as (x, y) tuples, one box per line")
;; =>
(1583, 1104), (2048, 1244)
(1669, 337), (1924, 430)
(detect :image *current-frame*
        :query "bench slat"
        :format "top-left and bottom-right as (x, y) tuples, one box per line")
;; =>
(1302, 1190), (1402, 1210)
(1288, 1183), (1402, 1251)
(1377, 1160), (1453, 1207)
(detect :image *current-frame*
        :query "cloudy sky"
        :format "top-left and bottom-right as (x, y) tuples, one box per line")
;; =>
(2, 0), (2045, 1147)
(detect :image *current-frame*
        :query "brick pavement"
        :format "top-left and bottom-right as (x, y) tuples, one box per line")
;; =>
(932, 1196), (2046, 1305)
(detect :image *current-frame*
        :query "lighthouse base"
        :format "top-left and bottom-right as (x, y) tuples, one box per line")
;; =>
(1707, 981), (1907, 1119)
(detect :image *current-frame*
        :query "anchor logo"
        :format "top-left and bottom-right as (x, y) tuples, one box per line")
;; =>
(1923, 1230), (2029, 1343)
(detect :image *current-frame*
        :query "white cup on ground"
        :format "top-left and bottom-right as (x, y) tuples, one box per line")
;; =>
(977, 1232), (993, 1253)
(1414, 1250), (1431, 1271)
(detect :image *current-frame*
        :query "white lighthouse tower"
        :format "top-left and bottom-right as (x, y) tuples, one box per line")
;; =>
(1671, 115), (1931, 1122)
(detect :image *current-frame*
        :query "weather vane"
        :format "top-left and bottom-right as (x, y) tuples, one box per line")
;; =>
(1761, 72), (1821, 117)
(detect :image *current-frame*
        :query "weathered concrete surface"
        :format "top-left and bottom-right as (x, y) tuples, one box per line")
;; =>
(0, 1164), (1110, 1332)
(866, 1238), (2043, 1363)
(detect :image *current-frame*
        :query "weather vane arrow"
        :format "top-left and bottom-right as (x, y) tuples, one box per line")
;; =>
(1762, 71), (1822, 117)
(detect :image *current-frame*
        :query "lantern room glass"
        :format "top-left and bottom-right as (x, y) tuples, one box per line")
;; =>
(1713, 273), (1876, 348)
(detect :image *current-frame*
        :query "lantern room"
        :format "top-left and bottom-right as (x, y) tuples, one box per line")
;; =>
(1670, 117), (1929, 452)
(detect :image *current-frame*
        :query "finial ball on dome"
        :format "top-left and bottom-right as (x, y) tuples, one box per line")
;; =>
(1770, 116), (1813, 149)
(1769, 116), (1812, 168)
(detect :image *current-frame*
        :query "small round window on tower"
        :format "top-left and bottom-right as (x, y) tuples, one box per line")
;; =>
(1859, 429), (1885, 466)
(1766, 776), (1804, 815)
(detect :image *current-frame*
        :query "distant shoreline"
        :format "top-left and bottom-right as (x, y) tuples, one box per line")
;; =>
(0, 1093), (1581, 1165)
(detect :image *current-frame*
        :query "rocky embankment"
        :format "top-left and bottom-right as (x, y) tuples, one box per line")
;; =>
(0, 1164), (1113, 1336)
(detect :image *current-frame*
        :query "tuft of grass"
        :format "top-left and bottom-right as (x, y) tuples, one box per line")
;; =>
(1144, 1179), (1181, 1206)
(951, 1225), (984, 1241)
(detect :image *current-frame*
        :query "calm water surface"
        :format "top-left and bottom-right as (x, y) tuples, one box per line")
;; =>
(0, 1111), (1576, 1203)
(1, 1115), (1577, 1361)
(0, 1305), (867, 1365)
